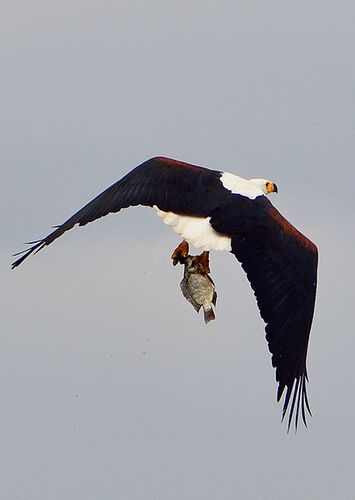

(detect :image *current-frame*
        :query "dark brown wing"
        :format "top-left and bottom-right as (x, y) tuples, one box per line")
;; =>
(12, 157), (228, 268)
(210, 195), (318, 430)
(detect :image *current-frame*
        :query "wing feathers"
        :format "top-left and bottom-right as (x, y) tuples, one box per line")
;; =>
(12, 156), (318, 431)
(12, 157), (224, 269)
(211, 195), (317, 430)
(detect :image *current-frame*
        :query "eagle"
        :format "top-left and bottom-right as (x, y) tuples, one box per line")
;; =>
(12, 156), (318, 430)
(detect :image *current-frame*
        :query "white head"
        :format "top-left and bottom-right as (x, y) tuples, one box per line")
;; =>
(249, 179), (278, 195)
(220, 172), (278, 200)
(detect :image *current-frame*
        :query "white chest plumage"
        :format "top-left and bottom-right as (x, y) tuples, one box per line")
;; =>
(154, 208), (232, 252)
(154, 172), (265, 252)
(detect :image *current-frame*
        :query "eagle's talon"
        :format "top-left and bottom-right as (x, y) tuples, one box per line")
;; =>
(197, 251), (210, 274)
(171, 240), (189, 266)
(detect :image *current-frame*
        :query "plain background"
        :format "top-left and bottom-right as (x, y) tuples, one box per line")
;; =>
(2, 1), (354, 499)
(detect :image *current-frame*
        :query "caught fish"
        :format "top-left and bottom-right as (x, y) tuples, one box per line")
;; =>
(180, 255), (217, 323)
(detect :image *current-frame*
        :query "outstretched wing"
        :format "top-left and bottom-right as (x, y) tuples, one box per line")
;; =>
(12, 157), (228, 268)
(211, 195), (318, 430)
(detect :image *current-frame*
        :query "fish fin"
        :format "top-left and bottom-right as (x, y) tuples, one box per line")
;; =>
(192, 302), (201, 313)
(204, 308), (215, 323)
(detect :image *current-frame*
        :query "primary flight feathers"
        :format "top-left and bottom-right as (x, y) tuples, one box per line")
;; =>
(13, 156), (318, 430)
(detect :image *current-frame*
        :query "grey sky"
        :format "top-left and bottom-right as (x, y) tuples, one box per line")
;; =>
(2, 1), (354, 499)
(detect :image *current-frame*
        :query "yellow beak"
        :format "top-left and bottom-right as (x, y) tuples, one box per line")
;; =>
(267, 182), (278, 194)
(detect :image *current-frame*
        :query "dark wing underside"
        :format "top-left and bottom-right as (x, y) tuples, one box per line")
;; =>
(12, 157), (228, 268)
(210, 195), (318, 430)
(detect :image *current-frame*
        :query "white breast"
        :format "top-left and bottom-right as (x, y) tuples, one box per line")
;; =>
(154, 208), (232, 252)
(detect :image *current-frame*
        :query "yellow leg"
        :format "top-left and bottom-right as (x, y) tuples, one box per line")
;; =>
(197, 251), (210, 274)
(171, 240), (189, 266)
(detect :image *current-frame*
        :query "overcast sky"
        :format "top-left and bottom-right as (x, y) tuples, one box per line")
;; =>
(2, 1), (354, 499)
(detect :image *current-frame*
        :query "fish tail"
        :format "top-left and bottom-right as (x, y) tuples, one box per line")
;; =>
(203, 308), (215, 324)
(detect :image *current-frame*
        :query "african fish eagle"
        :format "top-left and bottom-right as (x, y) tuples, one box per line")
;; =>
(12, 156), (318, 430)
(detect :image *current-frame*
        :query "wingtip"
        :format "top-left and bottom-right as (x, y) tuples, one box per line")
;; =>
(11, 240), (45, 269)
(279, 372), (312, 433)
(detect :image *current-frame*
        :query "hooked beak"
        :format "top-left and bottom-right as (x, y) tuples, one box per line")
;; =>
(267, 182), (278, 194)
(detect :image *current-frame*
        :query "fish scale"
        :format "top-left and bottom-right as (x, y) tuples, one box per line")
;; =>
(180, 255), (217, 323)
